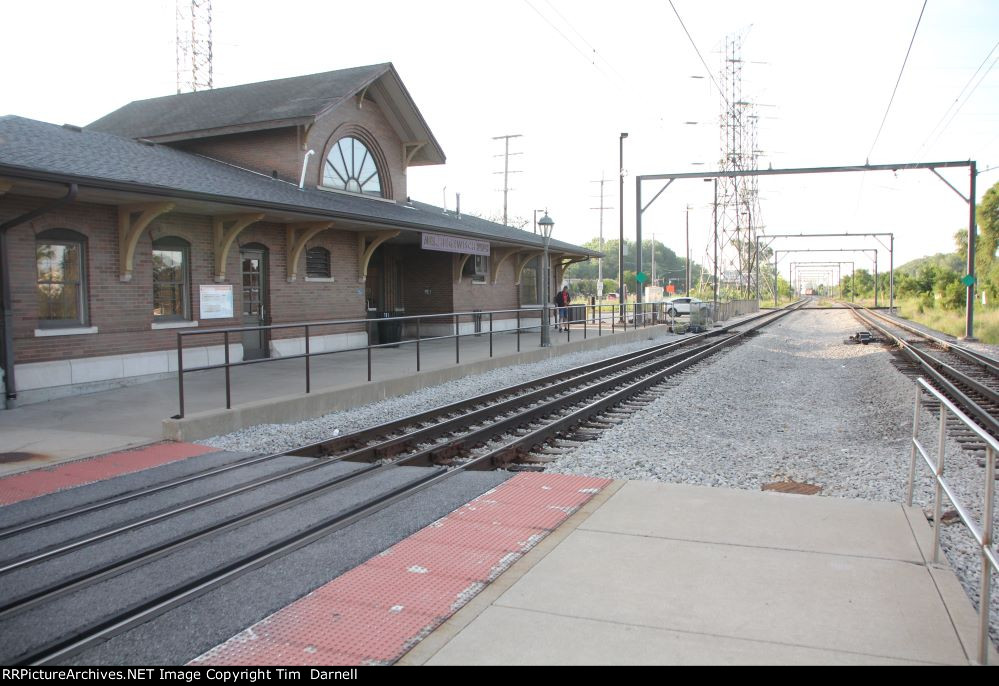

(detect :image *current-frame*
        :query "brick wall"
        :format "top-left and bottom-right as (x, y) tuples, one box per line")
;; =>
(166, 97), (409, 202)
(171, 128), (302, 182)
(453, 254), (520, 317)
(1, 196), (367, 366)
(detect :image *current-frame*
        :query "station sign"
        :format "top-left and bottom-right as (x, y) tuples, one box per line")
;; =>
(421, 232), (491, 256)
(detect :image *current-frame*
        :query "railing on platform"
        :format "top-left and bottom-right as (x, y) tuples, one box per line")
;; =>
(909, 377), (997, 664)
(174, 302), (682, 418)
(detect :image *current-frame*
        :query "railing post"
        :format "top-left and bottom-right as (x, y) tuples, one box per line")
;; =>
(979, 444), (995, 664)
(933, 406), (947, 564)
(583, 306), (587, 340)
(416, 318), (421, 372)
(612, 305), (616, 333)
(304, 325), (311, 394)
(224, 331), (231, 410)
(455, 314), (460, 364)
(598, 304), (602, 337)
(517, 310), (521, 352)
(176, 333), (185, 419)
(367, 344), (372, 382)
(907, 386), (921, 506)
(489, 312), (494, 357)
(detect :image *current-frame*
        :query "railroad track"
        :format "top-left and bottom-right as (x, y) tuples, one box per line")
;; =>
(0, 301), (803, 665)
(846, 304), (999, 457)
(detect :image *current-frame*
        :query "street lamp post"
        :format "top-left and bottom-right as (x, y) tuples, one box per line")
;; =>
(619, 132), (628, 319)
(539, 212), (555, 348)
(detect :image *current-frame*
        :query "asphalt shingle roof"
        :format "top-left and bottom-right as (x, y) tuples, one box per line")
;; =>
(87, 64), (390, 140)
(0, 116), (597, 257)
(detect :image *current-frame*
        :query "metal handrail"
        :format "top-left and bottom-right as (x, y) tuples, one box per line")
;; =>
(174, 302), (681, 418)
(909, 377), (997, 664)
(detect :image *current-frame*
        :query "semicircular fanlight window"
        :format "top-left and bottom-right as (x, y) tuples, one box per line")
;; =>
(323, 136), (383, 197)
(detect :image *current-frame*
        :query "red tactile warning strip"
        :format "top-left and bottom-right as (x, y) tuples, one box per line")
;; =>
(190, 472), (611, 666)
(0, 442), (216, 506)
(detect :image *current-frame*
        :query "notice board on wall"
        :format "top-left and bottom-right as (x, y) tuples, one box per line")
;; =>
(200, 284), (234, 319)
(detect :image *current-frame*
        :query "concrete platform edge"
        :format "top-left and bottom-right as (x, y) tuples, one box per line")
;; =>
(163, 326), (673, 441)
(396, 479), (628, 666)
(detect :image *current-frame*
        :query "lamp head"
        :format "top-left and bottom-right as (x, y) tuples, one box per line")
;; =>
(538, 212), (555, 238)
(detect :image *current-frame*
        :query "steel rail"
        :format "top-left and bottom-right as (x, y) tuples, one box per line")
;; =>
(476, 305), (803, 466)
(848, 306), (999, 436)
(856, 305), (999, 377)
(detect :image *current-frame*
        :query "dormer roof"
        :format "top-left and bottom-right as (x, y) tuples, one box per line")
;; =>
(86, 63), (445, 166)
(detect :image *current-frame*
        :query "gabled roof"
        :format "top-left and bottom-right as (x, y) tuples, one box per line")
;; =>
(0, 116), (596, 257)
(86, 63), (445, 166)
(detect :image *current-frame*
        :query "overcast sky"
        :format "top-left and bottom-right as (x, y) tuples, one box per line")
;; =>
(3, 0), (997, 280)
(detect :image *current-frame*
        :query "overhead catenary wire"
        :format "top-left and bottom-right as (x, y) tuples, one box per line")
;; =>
(914, 38), (999, 161)
(521, 0), (612, 78)
(867, 0), (928, 161)
(667, 0), (730, 110)
(543, 0), (629, 82)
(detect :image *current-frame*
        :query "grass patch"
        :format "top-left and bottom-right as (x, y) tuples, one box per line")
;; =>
(889, 298), (999, 344)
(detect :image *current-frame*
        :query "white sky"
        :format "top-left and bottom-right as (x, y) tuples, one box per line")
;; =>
(3, 0), (998, 279)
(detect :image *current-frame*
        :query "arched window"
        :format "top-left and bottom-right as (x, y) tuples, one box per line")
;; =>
(323, 136), (383, 197)
(153, 236), (191, 321)
(36, 229), (87, 328)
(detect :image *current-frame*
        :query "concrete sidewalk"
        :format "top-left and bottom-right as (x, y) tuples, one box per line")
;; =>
(402, 481), (996, 666)
(0, 321), (676, 476)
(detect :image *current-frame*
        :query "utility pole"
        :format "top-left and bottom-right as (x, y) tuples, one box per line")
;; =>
(492, 134), (522, 226)
(591, 175), (613, 300)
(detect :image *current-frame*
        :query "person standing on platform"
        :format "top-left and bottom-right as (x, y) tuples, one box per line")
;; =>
(554, 285), (571, 332)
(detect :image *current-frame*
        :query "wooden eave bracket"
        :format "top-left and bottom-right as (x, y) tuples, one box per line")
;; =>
(452, 254), (472, 284)
(118, 202), (175, 282)
(514, 250), (544, 286)
(403, 141), (427, 170)
(213, 213), (265, 282)
(286, 222), (334, 282)
(357, 230), (400, 283)
(489, 248), (519, 285)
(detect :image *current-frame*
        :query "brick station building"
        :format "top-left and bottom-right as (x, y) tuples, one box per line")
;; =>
(0, 63), (596, 407)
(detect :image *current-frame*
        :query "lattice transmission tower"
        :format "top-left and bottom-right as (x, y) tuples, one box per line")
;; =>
(715, 33), (763, 298)
(176, 0), (214, 94)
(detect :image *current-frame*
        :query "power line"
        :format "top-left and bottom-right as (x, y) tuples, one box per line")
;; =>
(867, 0), (928, 161)
(667, 0), (729, 109)
(543, 0), (628, 82)
(915, 38), (999, 159)
(522, 0), (610, 76)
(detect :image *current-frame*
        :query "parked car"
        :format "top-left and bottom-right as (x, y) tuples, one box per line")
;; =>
(665, 297), (704, 317)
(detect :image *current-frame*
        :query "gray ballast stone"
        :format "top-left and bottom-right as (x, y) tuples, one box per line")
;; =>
(0, 450), (259, 529)
(0, 459), (368, 604)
